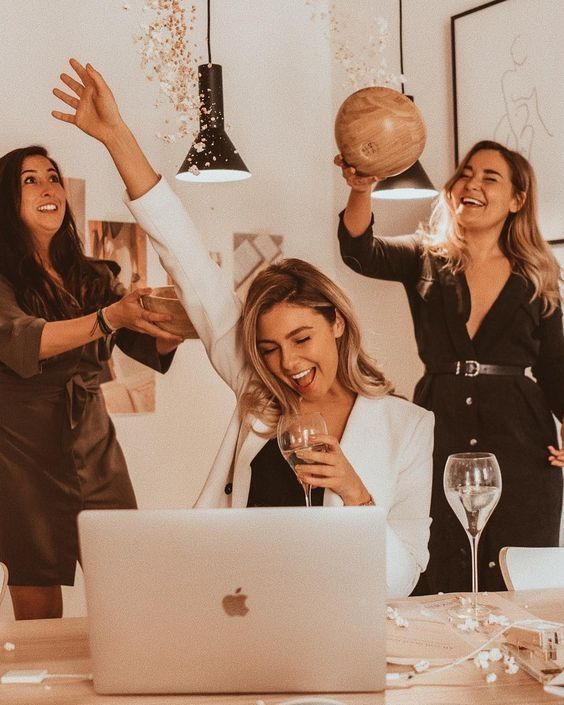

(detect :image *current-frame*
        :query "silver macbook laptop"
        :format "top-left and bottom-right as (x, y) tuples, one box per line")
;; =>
(78, 507), (386, 695)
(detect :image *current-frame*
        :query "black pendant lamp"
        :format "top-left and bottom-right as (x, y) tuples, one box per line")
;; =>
(372, 0), (436, 200)
(372, 134), (437, 200)
(176, 1), (250, 183)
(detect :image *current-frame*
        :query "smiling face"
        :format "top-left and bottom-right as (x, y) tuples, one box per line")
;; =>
(450, 149), (524, 236)
(256, 302), (345, 402)
(19, 155), (66, 241)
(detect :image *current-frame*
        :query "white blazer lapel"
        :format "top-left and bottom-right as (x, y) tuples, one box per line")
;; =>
(338, 396), (384, 498)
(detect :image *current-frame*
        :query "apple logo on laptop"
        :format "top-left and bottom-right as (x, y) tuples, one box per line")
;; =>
(222, 587), (249, 616)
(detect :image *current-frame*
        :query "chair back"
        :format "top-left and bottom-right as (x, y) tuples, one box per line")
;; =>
(0, 562), (8, 605)
(499, 546), (564, 590)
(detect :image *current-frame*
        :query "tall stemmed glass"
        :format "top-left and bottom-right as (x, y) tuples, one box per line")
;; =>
(277, 412), (328, 507)
(443, 452), (502, 620)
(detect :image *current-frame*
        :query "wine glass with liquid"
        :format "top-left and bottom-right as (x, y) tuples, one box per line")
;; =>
(277, 412), (328, 507)
(444, 452), (502, 621)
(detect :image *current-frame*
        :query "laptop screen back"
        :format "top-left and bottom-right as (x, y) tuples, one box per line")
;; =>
(78, 507), (386, 694)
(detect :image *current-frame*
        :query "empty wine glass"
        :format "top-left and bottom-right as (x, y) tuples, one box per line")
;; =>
(277, 412), (328, 507)
(443, 452), (502, 621)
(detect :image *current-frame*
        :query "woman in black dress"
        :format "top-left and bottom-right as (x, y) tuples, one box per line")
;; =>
(0, 145), (183, 619)
(336, 141), (564, 593)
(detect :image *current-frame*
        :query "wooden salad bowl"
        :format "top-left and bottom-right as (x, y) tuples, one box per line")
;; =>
(335, 86), (426, 178)
(140, 286), (198, 339)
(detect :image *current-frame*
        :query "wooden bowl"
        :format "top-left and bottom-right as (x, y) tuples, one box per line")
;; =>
(140, 286), (197, 339)
(334, 86), (426, 178)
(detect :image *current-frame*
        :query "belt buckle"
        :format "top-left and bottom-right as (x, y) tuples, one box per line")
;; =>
(464, 360), (480, 377)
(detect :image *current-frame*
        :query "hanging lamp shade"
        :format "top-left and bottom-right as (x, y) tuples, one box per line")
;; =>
(371, 94), (437, 200)
(372, 159), (437, 200)
(176, 64), (251, 183)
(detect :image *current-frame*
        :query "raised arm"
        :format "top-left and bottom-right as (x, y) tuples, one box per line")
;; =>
(334, 154), (423, 284)
(52, 60), (245, 391)
(334, 154), (377, 236)
(53, 59), (158, 200)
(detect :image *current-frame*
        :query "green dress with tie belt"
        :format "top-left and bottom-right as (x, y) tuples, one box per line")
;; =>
(0, 262), (174, 586)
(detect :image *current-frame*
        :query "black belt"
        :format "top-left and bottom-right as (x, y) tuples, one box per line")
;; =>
(425, 361), (526, 377)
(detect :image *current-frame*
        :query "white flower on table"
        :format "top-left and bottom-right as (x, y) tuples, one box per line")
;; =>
(387, 605), (409, 628)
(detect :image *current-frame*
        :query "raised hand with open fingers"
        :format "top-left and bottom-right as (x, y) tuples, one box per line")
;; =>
(51, 59), (159, 200)
(52, 58), (125, 145)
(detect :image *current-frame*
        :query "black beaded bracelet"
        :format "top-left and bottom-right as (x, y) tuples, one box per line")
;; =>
(96, 307), (116, 336)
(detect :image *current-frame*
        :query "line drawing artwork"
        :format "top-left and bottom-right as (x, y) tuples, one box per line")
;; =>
(494, 35), (553, 160)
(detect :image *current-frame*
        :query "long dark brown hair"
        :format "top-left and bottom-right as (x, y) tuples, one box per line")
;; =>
(0, 145), (117, 320)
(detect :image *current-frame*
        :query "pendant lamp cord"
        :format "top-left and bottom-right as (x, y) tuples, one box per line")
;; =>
(206, 0), (212, 64)
(399, 0), (405, 94)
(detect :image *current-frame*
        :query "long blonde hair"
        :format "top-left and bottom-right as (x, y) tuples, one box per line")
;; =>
(422, 141), (561, 315)
(239, 258), (393, 432)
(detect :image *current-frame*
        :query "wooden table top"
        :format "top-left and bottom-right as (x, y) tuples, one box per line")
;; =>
(0, 589), (563, 704)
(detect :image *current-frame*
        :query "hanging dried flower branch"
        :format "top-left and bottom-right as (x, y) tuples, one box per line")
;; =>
(127, 0), (202, 142)
(306, 0), (403, 90)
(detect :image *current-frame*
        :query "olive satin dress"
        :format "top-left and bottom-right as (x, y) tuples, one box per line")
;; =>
(338, 215), (564, 593)
(0, 262), (175, 586)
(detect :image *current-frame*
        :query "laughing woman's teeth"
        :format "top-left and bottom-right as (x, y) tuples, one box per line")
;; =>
(291, 368), (315, 388)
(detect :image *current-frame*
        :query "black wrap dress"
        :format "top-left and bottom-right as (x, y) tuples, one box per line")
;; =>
(0, 261), (175, 586)
(338, 214), (564, 593)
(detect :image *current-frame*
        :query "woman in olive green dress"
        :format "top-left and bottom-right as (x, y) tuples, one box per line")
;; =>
(0, 145), (183, 619)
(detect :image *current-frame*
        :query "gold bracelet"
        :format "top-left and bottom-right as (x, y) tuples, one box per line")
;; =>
(357, 495), (375, 506)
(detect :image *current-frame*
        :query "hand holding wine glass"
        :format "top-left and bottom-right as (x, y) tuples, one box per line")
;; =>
(444, 452), (502, 620)
(277, 412), (328, 507)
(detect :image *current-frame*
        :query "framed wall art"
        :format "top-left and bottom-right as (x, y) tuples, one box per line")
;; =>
(551, 238), (564, 298)
(451, 0), (564, 240)
(233, 233), (283, 302)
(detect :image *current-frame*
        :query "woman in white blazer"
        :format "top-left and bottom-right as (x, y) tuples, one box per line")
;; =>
(52, 59), (434, 598)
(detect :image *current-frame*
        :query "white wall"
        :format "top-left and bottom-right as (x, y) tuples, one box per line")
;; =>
(1, 0), (559, 618)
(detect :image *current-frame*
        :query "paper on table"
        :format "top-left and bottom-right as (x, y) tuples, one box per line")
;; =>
(546, 670), (564, 698)
(387, 592), (536, 664)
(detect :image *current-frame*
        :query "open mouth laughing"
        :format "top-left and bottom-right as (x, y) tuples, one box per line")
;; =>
(460, 196), (485, 207)
(290, 367), (316, 390)
(37, 202), (59, 213)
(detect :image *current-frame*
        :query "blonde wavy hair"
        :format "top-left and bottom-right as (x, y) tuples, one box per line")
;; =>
(421, 140), (561, 315)
(239, 258), (393, 433)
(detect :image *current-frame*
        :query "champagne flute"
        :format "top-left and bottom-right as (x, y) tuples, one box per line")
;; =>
(277, 412), (328, 507)
(443, 452), (502, 620)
